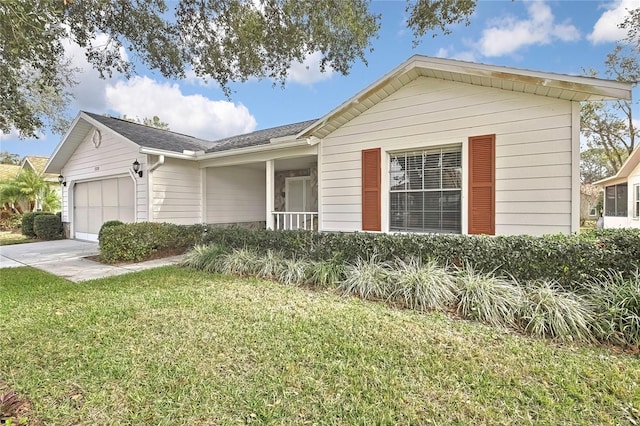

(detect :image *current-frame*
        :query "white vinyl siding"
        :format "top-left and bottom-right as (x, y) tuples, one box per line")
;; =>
(206, 165), (265, 224)
(319, 77), (575, 236)
(150, 157), (201, 224)
(60, 127), (147, 228)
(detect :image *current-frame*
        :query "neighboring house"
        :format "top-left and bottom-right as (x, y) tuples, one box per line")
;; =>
(45, 55), (633, 241)
(0, 163), (21, 181)
(594, 147), (640, 229)
(21, 155), (59, 183)
(0, 155), (58, 212)
(580, 183), (601, 225)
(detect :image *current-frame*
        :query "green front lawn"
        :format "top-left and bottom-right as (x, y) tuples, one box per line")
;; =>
(0, 231), (33, 246)
(1, 267), (639, 424)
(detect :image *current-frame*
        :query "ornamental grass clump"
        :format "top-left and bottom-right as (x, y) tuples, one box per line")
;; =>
(455, 264), (522, 328)
(308, 255), (345, 288)
(519, 280), (594, 342)
(277, 258), (312, 286)
(340, 256), (392, 300)
(181, 244), (228, 273)
(389, 257), (457, 312)
(587, 269), (640, 348)
(255, 250), (286, 279)
(221, 248), (260, 276)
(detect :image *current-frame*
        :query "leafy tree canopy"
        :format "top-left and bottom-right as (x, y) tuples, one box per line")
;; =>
(580, 44), (638, 176)
(1, 0), (477, 139)
(119, 115), (170, 130)
(0, 151), (21, 165)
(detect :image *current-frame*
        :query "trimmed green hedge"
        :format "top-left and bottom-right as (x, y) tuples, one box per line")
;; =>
(22, 212), (52, 237)
(200, 227), (640, 287)
(33, 214), (63, 240)
(99, 222), (639, 285)
(99, 222), (205, 263)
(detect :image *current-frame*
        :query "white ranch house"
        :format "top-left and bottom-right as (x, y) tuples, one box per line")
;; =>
(45, 55), (633, 241)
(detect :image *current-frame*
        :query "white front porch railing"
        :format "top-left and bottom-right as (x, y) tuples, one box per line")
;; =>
(273, 212), (318, 231)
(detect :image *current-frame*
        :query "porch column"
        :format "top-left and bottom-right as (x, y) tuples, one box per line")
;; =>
(266, 159), (275, 229)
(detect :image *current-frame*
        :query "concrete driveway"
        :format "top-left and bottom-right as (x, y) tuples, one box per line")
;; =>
(0, 239), (182, 282)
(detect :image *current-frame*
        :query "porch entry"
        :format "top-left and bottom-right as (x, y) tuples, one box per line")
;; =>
(274, 175), (317, 230)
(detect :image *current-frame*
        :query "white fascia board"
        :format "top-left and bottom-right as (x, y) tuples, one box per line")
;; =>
(44, 112), (84, 173)
(138, 147), (198, 160)
(196, 138), (310, 161)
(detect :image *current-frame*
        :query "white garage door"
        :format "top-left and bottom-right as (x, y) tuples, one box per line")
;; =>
(74, 177), (135, 241)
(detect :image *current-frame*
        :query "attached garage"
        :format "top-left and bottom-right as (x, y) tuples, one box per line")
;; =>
(73, 177), (135, 241)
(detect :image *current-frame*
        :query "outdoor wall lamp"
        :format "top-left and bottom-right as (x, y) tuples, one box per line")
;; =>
(58, 174), (66, 186)
(132, 159), (143, 177)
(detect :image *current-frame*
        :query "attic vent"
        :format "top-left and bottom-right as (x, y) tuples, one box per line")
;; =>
(92, 129), (102, 148)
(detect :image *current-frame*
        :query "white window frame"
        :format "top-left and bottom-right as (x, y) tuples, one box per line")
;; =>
(388, 146), (463, 234)
(634, 183), (640, 219)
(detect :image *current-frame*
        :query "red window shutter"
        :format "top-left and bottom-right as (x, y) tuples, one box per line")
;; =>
(469, 135), (495, 235)
(362, 148), (381, 231)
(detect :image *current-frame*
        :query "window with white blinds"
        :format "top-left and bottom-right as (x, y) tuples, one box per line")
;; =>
(390, 147), (462, 233)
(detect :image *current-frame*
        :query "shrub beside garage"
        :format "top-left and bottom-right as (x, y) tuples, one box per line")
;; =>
(22, 212), (63, 240)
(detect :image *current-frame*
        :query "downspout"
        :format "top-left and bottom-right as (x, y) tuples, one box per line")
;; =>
(149, 155), (165, 172)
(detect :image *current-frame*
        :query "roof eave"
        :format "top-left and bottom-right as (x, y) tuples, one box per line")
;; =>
(297, 55), (633, 138)
(197, 138), (312, 161)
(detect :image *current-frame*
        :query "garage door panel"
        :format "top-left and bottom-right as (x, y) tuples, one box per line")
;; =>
(74, 177), (135, 241)
(88, 181), (102, 207)
(102, 179), (119, 206)
(88, 208), (103, 234)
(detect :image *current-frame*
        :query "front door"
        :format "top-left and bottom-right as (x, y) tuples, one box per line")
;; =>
(285, 176), (312, 212)
(285, 176), (313, 230)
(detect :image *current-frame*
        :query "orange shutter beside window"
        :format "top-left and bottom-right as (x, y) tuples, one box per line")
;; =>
(362, 148), (381, 231)
(468, 135), (495, 235)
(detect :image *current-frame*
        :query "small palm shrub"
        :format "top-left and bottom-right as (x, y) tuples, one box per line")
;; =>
(340, 256), (392, 300)
(220, 248), (260, 276)
(181, 244), (228, 273)
(519, 280), (594, 342)
(255, 250), (286, 279)
(455, 264), (522, 328)
(389, 257), (457, 312)
(308, 255), (345, 288)
(277, 258), (312, 286)
(587, 270), (640, 347)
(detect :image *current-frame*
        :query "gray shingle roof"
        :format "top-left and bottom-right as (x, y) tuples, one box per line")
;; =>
(84, 112), (317, 155)
(84, 112), (214, 153)
(205, 119), (318, 153)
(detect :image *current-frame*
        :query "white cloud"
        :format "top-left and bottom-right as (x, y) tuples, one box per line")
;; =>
(105, 76), (256, 140)
(477, 1), (580, 57)
(287, 51), (334, 85)
(435, 47), (477, 62)
(62, 32), (128, 112)
(0, 128), (22, 141)
(588, 0), (635, 44)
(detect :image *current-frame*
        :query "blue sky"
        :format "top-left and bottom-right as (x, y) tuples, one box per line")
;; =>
(2, 0), (638, 158)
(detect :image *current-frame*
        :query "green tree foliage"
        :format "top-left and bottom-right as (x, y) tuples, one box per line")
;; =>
(120, 115), (170, 130)
(620, 7), (640, 50)
(0, 151), (20, 165)
(580, 147), (616, 184)
(0, 170), (59, 213)
(1, 0), (477, 138)
(581, 44), (638, 175)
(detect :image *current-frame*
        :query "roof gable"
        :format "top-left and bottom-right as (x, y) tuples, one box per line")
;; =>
(205, 119), (317, 153)
(299, 55), (633, 139)
(0, 164), (20, 181)
(594, 146), (640, 186)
